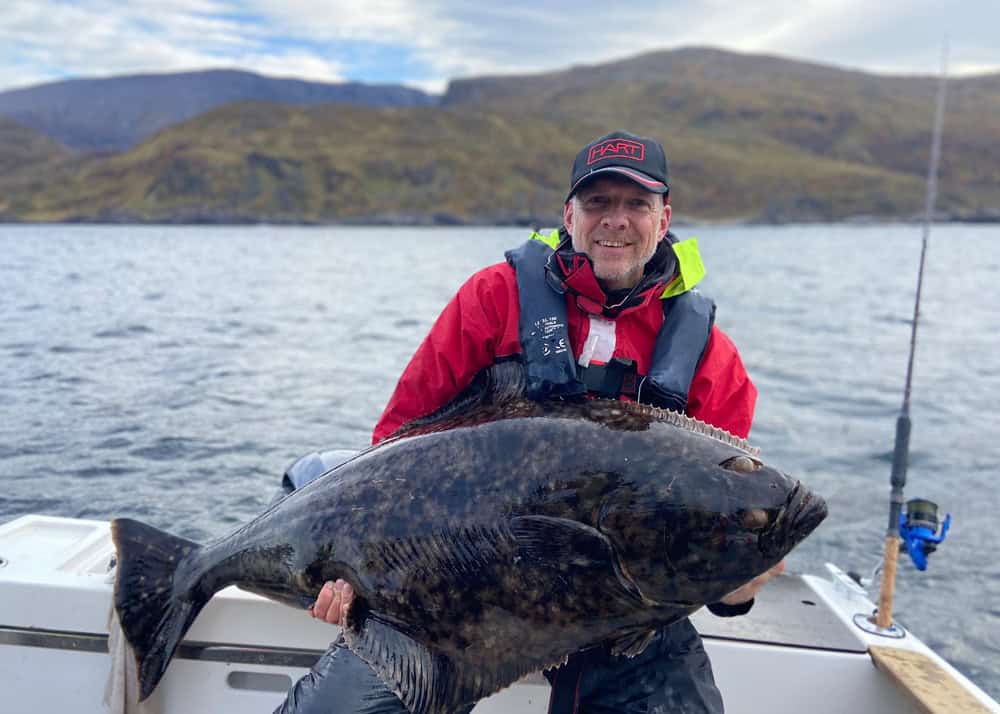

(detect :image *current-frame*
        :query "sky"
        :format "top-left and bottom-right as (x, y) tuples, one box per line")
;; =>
(1, 0), (998, 95)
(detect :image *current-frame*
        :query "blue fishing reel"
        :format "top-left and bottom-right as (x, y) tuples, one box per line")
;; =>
(899, 498), (950, 571)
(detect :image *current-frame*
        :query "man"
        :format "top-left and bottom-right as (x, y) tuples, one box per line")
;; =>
(280, 130), (782, 714)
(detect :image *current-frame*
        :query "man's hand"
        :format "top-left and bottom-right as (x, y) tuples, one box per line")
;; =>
(310, 579), (354, 626)
(718, 560), (785, 606)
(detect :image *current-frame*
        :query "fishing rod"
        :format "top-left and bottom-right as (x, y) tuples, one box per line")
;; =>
(874, 43), (951, 630)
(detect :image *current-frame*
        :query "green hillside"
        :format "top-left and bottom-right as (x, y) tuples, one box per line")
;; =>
(2, 47), (998, 224)
(0, 116), (72, 172)
(0, 117), (78, 218)
(1, 104), (576, 224)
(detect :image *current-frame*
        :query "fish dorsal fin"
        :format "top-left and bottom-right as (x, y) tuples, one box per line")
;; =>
(389, 389), (760, 458)
(588, 399), (760, 457)
(345, 613), (448, 714)
(388, 362), (531, 440)
(346, 613), (534, 714)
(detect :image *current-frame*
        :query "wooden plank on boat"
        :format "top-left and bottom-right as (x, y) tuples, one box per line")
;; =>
(870, 646), (992, 714)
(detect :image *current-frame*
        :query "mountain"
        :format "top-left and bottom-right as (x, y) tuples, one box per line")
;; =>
(0, 117), (79, 219)
(0, 116), (71, 172)
(1, 48), (998, 224)
(0, 69), (435, 152)
(441, 47), (1000, 222)
(0, 102), (573, 224)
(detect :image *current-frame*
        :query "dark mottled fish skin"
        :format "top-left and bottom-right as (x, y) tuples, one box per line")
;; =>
(112, 398), (827, 713)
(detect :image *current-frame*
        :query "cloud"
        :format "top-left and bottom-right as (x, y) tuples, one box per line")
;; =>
(1, 0), (997, 93)
(243, 51), (345, 82)
(738, 0), (999, 76)
(238, 0), (998, 82)
(0, 0), (344, 89)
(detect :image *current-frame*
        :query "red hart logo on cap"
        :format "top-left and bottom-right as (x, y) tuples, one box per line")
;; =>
(587, 138), (645, 166)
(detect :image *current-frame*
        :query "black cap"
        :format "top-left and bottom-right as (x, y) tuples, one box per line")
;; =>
(567, 130), (669, 202)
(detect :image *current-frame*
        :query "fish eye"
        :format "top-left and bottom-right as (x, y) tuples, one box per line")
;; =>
(721, 455), (761, 473)
(741, 508), (770, 531)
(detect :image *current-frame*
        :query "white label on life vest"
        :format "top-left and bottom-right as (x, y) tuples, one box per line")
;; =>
(535, 316), (568, 357)
(578, 316), (616, 367)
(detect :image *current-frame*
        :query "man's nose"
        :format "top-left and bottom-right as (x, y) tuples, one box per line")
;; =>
(600, 200), (629, 227)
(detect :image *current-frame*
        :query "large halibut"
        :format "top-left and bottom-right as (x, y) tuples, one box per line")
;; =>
(112, 398), (827, 713)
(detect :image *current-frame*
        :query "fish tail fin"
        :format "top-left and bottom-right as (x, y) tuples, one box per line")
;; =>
(111, 517), (206, 701)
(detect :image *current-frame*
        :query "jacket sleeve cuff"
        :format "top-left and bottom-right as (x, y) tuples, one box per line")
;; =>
(707, 598), (754, 618)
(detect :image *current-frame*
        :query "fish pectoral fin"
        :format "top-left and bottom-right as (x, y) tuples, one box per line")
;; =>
(510, 515), (614, 569)
(609, 628), (658, 658)
(510, 515), (646, 605)
(345, 613), (516, 714)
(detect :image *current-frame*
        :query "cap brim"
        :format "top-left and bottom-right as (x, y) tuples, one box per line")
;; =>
(566, 166), (668, 202)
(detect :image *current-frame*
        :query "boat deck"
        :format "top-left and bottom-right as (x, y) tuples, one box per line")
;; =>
(693, 572), (867, 653)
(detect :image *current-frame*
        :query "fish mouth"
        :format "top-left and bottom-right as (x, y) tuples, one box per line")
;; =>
(785, 482), (828, 538)
(759, 483), (828, 558)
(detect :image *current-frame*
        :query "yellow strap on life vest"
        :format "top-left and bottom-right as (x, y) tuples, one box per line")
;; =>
(529, 228), (561, 250)
(660, 238), (706, 299)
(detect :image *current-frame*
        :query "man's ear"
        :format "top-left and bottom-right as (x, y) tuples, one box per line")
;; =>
(658, 201), (672, 240)
(563, 200), (575, 235)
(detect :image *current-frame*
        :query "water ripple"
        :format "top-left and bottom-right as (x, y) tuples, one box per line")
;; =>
(49, 345), (91, 354)
(68, 466), (140, 479)
(1, 342), (36, 351)
(94, 325), (154, 339)
(129, 437), (201, 461)
(94, 437), (134, 450)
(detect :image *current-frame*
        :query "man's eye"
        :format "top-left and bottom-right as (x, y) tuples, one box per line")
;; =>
(584, 197), (609, 209)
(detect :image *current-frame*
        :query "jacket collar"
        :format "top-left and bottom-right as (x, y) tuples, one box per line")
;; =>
(545, 226), (679, 317)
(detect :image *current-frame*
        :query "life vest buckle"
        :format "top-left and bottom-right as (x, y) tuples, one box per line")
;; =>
(579, 358), (638, 399)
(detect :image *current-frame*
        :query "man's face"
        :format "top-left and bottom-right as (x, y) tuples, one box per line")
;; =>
(564, 176), (670, 292)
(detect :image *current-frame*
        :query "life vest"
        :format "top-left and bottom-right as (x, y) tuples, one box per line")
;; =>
(505, 232), (715, 412)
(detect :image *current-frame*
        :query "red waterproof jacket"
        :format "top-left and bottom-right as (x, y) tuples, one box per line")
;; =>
(372, 260), (756, 444)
